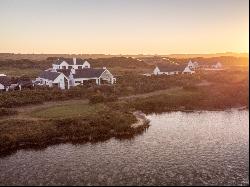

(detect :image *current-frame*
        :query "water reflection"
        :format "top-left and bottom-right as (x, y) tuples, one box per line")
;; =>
(0, 110), (248, 185)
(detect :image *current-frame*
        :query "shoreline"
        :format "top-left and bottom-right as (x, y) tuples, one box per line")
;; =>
(0, 111), (150, 158)
(161, 106), (248, 113)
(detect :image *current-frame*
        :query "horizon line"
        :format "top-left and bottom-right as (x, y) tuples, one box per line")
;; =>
(0, 51), (248, 56)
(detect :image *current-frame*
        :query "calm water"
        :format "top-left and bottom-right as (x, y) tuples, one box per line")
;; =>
(0, 110), (249, 185)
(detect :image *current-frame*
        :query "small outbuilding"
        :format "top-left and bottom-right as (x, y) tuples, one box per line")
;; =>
(0, 76), (11, 91)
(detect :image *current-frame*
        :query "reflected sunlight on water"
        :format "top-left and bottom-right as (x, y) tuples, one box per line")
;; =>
(0, 110), (248, 185)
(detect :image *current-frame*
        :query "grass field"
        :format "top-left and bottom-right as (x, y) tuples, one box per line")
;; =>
(30, 103), (107, 119)
(0, 68), (42, 77)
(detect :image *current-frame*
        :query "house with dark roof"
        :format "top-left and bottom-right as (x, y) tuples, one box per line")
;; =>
(69, 67), (115, 86)
(153, 63), (190, 75)
(153, 62), (196, 75)
(35, 71), (69, 89)
(35, 58), (115, 89)
(0, 76), (11, 91)
(52, 57), (90, 70)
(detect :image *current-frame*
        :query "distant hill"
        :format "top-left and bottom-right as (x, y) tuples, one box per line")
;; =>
(165, 52), (248, 58)
(0, 52), (248, 60)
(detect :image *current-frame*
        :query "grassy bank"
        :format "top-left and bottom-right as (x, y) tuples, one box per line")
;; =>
(128, 85), (248, 114)
(0, 102), (149, 156)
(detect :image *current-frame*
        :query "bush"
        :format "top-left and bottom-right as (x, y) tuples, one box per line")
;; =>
(183, 84), (198, 91)
(89, 94), (105, 104)
(103, 95), (118, 102)
(0, 108), (17, 117)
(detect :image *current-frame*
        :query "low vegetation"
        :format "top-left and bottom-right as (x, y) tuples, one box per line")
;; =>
(0, 102), (149, 156)
(0, 108), (17, 117)
(0, 60), (248, 156)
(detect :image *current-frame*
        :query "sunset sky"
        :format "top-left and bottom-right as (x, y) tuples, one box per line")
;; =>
(0, 0), (248, 54)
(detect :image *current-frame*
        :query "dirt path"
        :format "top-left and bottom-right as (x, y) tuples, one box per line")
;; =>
(1, 82), (211, 121)
(119, 86), (182, 100)
(17, 87), (181, 113)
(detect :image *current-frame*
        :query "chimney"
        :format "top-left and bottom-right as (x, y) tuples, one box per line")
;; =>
(73, 57), (76, 65)
(71, 68), (75, 74)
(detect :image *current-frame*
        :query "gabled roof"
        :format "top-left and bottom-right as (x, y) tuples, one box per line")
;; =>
(53, 57), (86, 65)
(188, 60), (193, 65)
(39, 71), (62, 81)
(73, 68), (106, 79)
(56, 69), (71, 77)
(0, 76), (11, 86)
(157, 64), (186, 72)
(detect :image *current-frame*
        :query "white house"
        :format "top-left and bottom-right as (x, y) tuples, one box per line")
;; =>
(212, 62), (222, 69)
(153, 65), (182, 75)
(35, 71), (69, 89)
(35, 58), (115, 89)
(52, 57), (90, 70)
(69, 67), (115, 86)
(187, 60), (195, 69)
(182, 66), (195, 74)
(153, 62), (195, 75)
(0, 76), (11, 91)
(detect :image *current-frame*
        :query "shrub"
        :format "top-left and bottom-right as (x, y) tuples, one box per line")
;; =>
(103, 95), (118, 102)
(0, 108), (18, 117)
(89, 94), (105, 104)
(183, 84), (198, 91)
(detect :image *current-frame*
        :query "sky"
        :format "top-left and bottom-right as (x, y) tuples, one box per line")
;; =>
(0, 0), (248, 54)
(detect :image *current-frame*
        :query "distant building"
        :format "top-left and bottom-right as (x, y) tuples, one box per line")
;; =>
(153, 61), (195, 75)
(52, 57), (90, 70)
(0, 76), (11, 91)
(198, 61), (223, 70)
(182, 66), (195, 74)
(0, 75), (23, 91)
(211, 62), (223, 69)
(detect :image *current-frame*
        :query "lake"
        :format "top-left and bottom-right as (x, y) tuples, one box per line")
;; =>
(0, 110), (249, 185)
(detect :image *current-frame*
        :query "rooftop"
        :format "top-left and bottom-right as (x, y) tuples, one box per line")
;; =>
(73, 68), (106, 79)
(39, 71), (62, 81)
(53, 57), (86, 65)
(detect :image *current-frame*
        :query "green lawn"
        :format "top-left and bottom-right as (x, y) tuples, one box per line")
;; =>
(30, 103), (107, 119)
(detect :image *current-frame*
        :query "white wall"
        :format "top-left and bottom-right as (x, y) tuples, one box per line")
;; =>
(83, 61), (90, 68)
(0, 83), (4, 90)
(73, 77), (98, 86)
(53, 73), (68, 89)
(182, 67), (195, 74)
(153, 67), (160, 75)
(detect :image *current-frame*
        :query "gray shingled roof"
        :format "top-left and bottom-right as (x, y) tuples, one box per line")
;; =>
(39, 71), (61, 81)
(56, 69), (71, 77)
(0, 76), (11, 86)
(157, 64), (186, 72)
(53, 57), (86, 65)
(73, 68), (106, 79)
